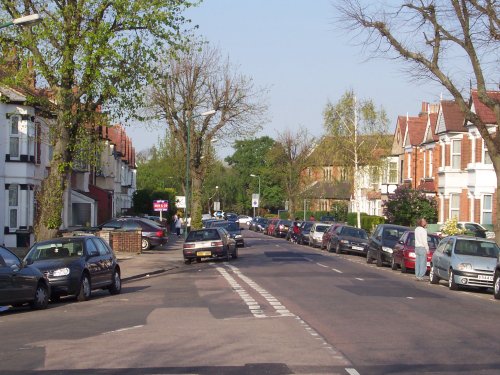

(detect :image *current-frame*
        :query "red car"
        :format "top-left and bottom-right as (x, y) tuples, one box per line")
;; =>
(391, 231), (441, 273)
(320, 223), (343, 250)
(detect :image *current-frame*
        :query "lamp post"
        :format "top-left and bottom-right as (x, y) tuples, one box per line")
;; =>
(0, 14), (41, 29)
(250, 174), (260, 217)
(185, 109), (216, 238)
(208, 185), (219, 215)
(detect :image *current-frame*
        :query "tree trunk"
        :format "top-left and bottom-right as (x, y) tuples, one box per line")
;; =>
(191, 169), (204, 230)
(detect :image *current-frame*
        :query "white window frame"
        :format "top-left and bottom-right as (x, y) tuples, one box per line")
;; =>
(483, 140), (492, 165)
(429, 150), (433, 177)
(482, 194), (493, 225)
(8, 184), (19, 229)
(9, 115), (20, 160)
(450, 194), (460, 219)
(451, 139), (461, 169)
(388, 161), (398, 184)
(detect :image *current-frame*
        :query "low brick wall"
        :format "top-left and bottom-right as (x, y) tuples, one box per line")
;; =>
(106, 230), (142, 254)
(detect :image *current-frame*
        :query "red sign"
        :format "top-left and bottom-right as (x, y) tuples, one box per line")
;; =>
(153, 200), (169, 211)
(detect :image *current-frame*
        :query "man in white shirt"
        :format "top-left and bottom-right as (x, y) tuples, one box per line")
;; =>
(414, 218), (429, 281)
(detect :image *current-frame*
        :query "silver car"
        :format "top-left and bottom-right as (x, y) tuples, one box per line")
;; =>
(309, 223), (331, 248)
(429, 235), (500, 290)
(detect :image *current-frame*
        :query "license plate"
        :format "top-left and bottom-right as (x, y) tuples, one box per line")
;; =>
(196, 251), (212, 256)
(352, 246), (364, 251)
(426, 262), (430, 267)
(478, 275), (493, 281)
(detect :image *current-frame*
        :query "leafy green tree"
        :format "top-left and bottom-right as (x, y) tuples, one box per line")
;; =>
(384, 185), (438, 226)
(0, 1), (194, 240)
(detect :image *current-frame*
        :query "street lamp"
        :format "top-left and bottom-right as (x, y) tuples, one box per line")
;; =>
(250, 174), (261, 217)
(185, 109), (216, 238)
(207, 185), (219, 215)
(0, 14), (41, 29)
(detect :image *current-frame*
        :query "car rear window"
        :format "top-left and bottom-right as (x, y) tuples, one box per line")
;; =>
(186, 230), (221, 242)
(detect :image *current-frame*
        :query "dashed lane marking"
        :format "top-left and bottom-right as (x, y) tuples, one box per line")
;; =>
(102, 325), (144, 335)
(355, 278), (364, 281)
(345, 368), (361, 375)
(332, 268), (343, 274)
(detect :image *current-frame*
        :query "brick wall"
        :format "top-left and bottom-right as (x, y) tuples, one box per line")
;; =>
(476, 138), (482, 163)
(461, 137), (471, 169)
(97, 230), (141, 254)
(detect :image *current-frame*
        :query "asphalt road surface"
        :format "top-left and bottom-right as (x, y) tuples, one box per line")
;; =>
(2, 229), (500, 375)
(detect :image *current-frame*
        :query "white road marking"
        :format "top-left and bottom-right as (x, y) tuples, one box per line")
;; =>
(407, 297), (414, 300)
(345, 368), (361, 375)
(332, 268), (343, 274)
(317, 263), (329, 268)
(102, 325), (143, 335)
(355, 278), (364, 281)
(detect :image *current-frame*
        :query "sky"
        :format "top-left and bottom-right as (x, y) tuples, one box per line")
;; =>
(126, 0), (445, 157)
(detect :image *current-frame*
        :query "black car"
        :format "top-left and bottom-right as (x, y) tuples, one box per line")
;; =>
(25, 236), (121, 302)
(101, 217), (168, 250)
(249, 217), (268, 232)
(366, 224), (410, 267)
(297, 221), (314, 245)
(327, 225), (369, 255)
(209, 220), (245, 247)
(0, 246), (50, 310)
(274, 220), (292, 238)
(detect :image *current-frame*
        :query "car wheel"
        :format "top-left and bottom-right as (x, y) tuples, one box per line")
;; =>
(326, 241), (331, 252)
(30, 282), (49, 310)
(429, 264), (440, 284)
(494, 272), (500, 300)
(448, 269), (458, 290)
(109, 270), (122, 295)
(391, 257), (398, 270)
(401, 261), (408, 274)
(335, 243), (341, 255)
(366, 251), (373, 264)
(76, 274), (91, 302)
(376, 252), (383, 267)
(141, 238), (151, 251)
(184, 259), (192, 265)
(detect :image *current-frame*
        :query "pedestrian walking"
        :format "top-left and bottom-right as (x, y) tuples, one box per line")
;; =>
(175, 216), (183, 236)
(414, 218), (429, 281)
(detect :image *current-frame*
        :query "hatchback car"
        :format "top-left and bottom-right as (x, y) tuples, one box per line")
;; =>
(429, 236), (499, 290)
(327, 225), (369, 255)
(100, 217), (168, 250)
(274, 220), (292, 238)
(297, 221), (314, 245)
(392, 231), (440, 273)
(309, 223), (331, 248)
(320, 223), (343, 250)
(0, 246), (50, 310)
(237, 215), (253, 226)
(183, 228), (237, 264)
(25, 236), (121, 302)
(494, 255), (500, 300)
(209, 220), (245, 247)
(366, 224), (410, 267)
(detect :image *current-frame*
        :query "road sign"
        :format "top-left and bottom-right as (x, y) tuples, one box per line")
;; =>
(175, 196), (186, 209)
(213, 201), (220, 211)
(153, 200), (169, 211)
(252, 193), (259, 208)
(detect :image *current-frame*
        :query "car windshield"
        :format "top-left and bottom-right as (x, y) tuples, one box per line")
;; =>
(315, 225), (330, 233)
(343, 227), (368, 239)
(408, 233), (440, 248)
(186, 230), (221, 242)
(223, 222), (240, 231)
(383, 228), (407, 242)
(303, 223), (313, 230)
(26, 240), (84, 261)
(454, 239), (499, 257)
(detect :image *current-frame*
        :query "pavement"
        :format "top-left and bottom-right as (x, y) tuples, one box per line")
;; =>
(116, 233), (186, 282)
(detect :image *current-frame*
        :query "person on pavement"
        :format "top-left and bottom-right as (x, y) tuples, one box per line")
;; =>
(175, 216), (183, 236)
(414, 218), (429, 281)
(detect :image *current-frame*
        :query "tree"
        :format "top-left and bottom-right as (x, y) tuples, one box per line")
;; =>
(384, 185), (438, 226)
(268, 128), (315, 219)
(337, 0), (500, 241)
(149, 44), (267, 229)
(323, 90), (390, 227)
(225, 137), (279, 214)
(0, 1), (194, 240)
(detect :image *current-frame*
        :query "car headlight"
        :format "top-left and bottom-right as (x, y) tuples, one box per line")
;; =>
(408, 252), (416, 259)
(235, 234), (242, 239)
(382, 246), (393, 254)
(457, 263), (473, 271)
(51, 267), (70, 277)
(340, 239), (349, 244)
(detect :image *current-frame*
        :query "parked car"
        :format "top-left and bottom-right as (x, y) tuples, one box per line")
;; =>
(327, 225), (369, 255)
(297, 221), (314, 245)
(208, 220), (245, 247)
(309, 223), (332, 248)
(25, 236), (121, 302)
(274, 220), (292, 238)
(183, 228), (237, 264)
(320, 215), (336, 223)
(429, 235), (499, 291)
(392, 231), (441, 273)
(237, 215), (253, 226)
(494, 254), (500, 299)
(457, 222), (495, 239)
(225, 212), (239, 223)
(0, 246), (50, 310)
(249, 217), (268, 232)
(100, 217), (168, 251)
(320, 223), (344, 250)
(266, 218), (280, 236)
(366, 224), (411, 267)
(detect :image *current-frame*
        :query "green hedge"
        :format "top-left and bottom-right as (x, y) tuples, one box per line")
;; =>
(347, 213), (385, 233)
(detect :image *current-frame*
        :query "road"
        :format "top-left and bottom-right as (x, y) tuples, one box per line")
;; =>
(2, 229), (500, 375)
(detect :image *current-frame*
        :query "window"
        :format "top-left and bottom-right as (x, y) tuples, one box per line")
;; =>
(8, 184), (19, 229)
(323, 166), (332, 181)
(9, 115), (20, 159)
(428, 150), (433, 177)
(483, 140), (492, 165)
(450, 194), (460, 219)
(482, 194), (492, 225)
(388, 162), (397, 183)
(451, 139), (461, 169)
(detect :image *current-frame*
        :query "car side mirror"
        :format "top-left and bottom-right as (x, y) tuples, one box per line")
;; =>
(398, 240), (403, 244)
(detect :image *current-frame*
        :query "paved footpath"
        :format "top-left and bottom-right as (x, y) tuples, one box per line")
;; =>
(116, 233), (185, 282)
